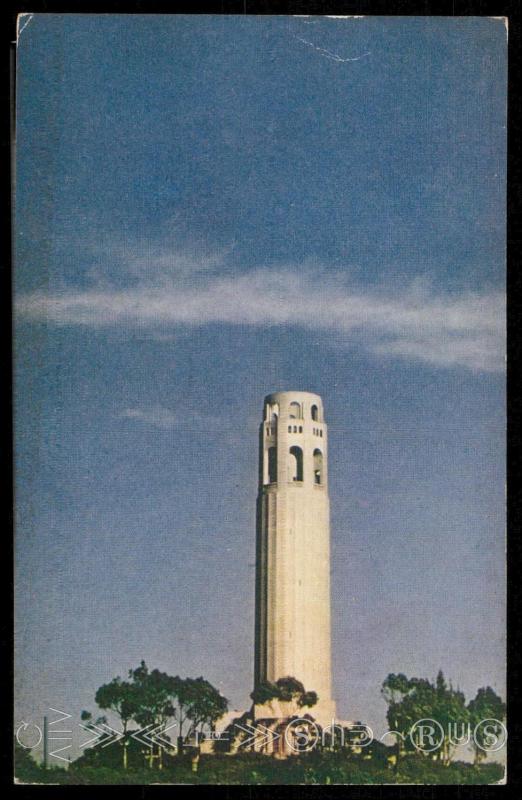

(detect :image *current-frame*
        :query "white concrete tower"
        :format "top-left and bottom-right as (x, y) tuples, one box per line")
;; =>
(254, 391), (336, 724)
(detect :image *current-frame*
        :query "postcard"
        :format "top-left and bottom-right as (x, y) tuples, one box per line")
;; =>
(13, 13), (507, 785)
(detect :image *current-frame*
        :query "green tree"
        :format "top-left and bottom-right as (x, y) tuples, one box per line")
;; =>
(128, 663), (176, 728)
(14, 742), (43, 782)
(92, 662), (175, 769)
(430, 671), (468, 765)
(299, 691), (319, 708)
(250, 676), (318, 712)
(467, 687), (506, 765)
(93, 676), (140, 769)
(381, 671), (469, 767)
(169, 675), (195, 749)
(121, 665), (228, 763)
(381, 673), (417, 766)
(275, 676), (306, 701)
(250, 681), (280, 705)
(180, 676), (228, 739)
(127, 662), (177, 769)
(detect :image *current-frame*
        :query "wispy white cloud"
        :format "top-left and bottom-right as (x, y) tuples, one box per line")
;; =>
(119, 406), (226, 430)
(17, 266), (505, 373)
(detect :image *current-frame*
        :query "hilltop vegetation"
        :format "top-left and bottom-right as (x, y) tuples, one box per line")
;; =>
(15, 665), (505, 785)
(15, 744), (504, 785)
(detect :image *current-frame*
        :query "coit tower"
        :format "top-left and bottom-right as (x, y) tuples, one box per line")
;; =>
(254, 391), (336, 723)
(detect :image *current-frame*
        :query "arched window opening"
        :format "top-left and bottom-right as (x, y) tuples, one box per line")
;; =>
(268, 447), (277, 484)
(288, 425), (292, 433)
(299, 426), (303, 433)
(289, 446), (303, 482)
(289, 402), (301, 419)
(266, 402), (279, 423)
(313, 448), (323, 485)
(311, 404), (319, 422)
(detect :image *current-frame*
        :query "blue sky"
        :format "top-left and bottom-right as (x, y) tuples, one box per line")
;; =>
(14, 14), (506, 756)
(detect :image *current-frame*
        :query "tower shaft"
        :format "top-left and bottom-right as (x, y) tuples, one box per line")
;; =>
(254, 391), (335, 721)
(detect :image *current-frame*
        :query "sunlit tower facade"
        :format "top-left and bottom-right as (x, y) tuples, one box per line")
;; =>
(254, 391), (336, 723)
